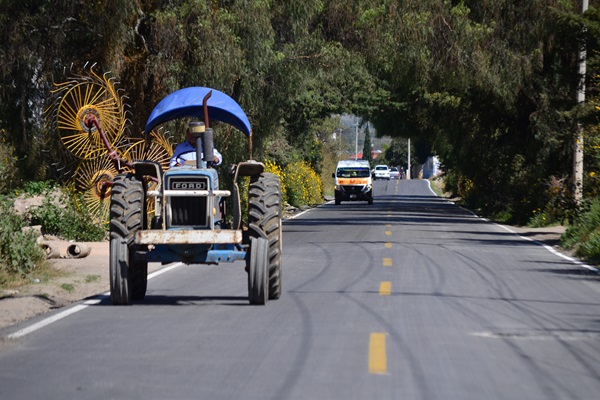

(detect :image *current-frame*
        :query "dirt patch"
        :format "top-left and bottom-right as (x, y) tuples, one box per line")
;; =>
(0, 241), (164, 331)
(0, 241), (111, 330)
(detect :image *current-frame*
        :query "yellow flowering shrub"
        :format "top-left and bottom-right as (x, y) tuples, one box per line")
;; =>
(264, 159), (288, 204)
(283, 161), (324, 207)
(237, 159), (323, 213)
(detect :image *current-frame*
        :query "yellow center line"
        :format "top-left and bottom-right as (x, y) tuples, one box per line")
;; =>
(383, 258), (392, 267)
(380, 281), (391, 296)
(369, 333), (388, 374)
(384, 242), (392, 249)
(385, 231), (392, 235)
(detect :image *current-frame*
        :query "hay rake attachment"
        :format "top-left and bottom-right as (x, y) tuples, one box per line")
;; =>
(46, 64), (172, 224)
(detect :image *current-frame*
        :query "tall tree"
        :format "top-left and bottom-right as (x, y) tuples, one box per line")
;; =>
(0, 0), (596, 224)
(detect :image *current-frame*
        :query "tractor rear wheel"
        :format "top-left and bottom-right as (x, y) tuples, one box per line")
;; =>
(248, 237), (269, 305)
(109, 173), (146, 305)
(247, 172), (283, 300)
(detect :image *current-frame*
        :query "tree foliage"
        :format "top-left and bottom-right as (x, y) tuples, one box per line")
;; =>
(0, 0), (598, 223)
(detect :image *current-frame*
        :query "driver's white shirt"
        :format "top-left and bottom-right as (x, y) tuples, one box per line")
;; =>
(169, 141), (223, 167)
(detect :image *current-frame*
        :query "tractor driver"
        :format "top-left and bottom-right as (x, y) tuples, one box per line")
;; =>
(169, 121), (223, 167)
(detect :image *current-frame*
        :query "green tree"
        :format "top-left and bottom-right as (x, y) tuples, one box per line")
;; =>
(0, 0), (596, 226)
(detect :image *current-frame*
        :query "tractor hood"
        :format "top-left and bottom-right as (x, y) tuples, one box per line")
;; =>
(145, 87), (251, 136)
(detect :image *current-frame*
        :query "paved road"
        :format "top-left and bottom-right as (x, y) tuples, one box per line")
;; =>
(1, 179), (599, 400)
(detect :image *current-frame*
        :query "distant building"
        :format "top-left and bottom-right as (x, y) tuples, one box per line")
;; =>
(422, 156), (441, 178)
(350, 150), (382, 160)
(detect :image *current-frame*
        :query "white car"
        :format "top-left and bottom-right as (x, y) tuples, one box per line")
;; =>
(373, 165), (390, 180)
(389, 167), (400, 179)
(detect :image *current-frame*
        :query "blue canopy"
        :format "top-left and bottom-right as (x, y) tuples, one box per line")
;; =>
(144, 87), (251, 136)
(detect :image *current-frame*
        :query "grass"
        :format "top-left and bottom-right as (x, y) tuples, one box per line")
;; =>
(60, 283), (75, 293)
(0, 262), (64, 291)
(428, 177), (449, 198)
(85, 274), (100, 283)
(562, 198), (600, 265)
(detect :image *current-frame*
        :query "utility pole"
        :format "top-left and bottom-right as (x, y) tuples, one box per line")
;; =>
(355, 116), (359, 160)
(407, 138), (411, 180)
(574, 0), (588, 203)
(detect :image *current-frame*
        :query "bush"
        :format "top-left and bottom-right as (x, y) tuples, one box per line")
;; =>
(527, 176), (576, 227)
(264, 159), (288, 204)
(562, 198), (600, 264)
(28, 194), (106, 242)
(528, 208), (550, 228)
(283, 161), (323, 207)
(21, 180), (56, 196)
(580, 232), (600, 264)
(0, 197), (45, 280)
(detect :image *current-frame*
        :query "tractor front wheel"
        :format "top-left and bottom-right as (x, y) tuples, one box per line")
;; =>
(109, 173), (146, 305)
(248, 237), (269, 305)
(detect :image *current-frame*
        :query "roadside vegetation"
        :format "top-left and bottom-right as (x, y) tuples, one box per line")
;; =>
(0, 197), (46, 287)
(433, 173), (600, 266)
(562, 198), (600, 264)
(0, 181), (106, 288)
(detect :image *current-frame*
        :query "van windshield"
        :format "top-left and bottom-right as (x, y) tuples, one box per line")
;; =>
(337, 167), (370, 178)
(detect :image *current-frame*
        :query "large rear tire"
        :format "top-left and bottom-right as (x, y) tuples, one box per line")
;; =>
(109, 173), (146, 305)
(248, 172), (283, 300)
(248, 237), (269, 305)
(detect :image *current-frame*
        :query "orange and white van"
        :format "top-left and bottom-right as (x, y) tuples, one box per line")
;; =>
(332, 160), (373, 205)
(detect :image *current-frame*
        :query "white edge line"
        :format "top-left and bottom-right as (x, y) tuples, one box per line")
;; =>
(496, 224), (599, 273)
(284, 201), (326, 221)
(284, 208), (311, 220)
(6, 262), (185, 339)
(425, 178), (598, 274)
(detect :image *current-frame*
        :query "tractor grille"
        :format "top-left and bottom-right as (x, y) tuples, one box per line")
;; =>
(170, 197), (208, 226)
(168, 176), (209, 228)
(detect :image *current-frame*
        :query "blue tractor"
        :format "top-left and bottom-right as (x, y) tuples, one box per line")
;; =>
(87, 87), (282, 305)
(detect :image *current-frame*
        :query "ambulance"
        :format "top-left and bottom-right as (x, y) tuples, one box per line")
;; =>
(332, 159), (373, 205)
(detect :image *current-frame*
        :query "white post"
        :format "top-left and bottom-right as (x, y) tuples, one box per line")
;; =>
(355, 117), (359, 160)
(574, 0), (588, 203)
(407, 138), (411, 180)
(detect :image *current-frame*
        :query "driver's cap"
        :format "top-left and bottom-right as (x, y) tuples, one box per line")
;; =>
(188, 121), (205, 134)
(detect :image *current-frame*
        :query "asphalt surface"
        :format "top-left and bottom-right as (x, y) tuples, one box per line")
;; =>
(1, 179), (599, 400)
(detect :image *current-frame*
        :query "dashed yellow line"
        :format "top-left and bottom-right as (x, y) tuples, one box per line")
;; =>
(384, 242), (392, 249)
(386, 223), (392, 227)
(369, 333), (388, 374)
(380, 281), (391, 296)
(385, 231), (392, 235)
(383, 258), (392, 267)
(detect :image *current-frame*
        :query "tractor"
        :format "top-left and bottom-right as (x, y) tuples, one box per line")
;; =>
(84, 87), (282, 305)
